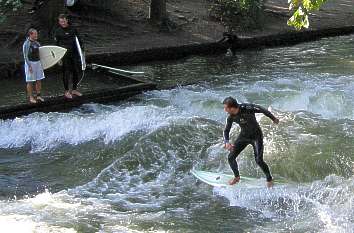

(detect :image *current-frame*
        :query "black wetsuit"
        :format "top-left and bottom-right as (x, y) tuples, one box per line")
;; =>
(223, 103), (276, 182)
(53, 26), (82, 91)
(218, 32), (239, 55)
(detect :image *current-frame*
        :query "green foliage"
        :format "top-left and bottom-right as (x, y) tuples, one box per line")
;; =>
(210, 0), (266, 32)
(288, 0), (327, 30)
(0, 0), (22, 23)
(211, 0), (328, 31)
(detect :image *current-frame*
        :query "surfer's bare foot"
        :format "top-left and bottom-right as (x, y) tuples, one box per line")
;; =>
(64, 91), (73, 99)
(36, 95), (44, 102)
(71, 90), (82, 97)
(228, 176), (240, 185)
(29, 96), (37, 104)
(266, 180), (274, 188)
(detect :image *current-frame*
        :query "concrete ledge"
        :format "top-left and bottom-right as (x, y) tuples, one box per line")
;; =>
(85, 26), (354, 66)
(0, 82), (156, 120)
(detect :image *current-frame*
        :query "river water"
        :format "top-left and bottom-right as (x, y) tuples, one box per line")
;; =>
(0, 35), (354, 233)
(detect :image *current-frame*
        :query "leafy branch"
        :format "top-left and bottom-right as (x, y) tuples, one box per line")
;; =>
(0, 0), (22, 23)
(288, 0), (327, 30)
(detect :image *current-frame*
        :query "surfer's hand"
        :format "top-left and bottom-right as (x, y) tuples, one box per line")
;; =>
(273, 118), (279, 124)
(224, 143), (233, 150)
(29, 65), (33, 73)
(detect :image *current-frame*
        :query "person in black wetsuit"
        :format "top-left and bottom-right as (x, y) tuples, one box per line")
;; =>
(223, 97), (279, 188)
(218, 32), (239, 56)
(53, 14), (83, 99)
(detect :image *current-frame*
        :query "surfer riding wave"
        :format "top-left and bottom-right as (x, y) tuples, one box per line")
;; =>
(222, 97), (279, 188)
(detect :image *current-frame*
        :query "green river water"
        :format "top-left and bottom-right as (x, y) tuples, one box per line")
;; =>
(0, 35), (353, 232)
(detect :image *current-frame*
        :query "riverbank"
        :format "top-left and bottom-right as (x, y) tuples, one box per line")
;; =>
(1, 0), (354, 79)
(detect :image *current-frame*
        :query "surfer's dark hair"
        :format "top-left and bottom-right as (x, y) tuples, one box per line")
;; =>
(58, 14), (68, 20)
(223, 97), (239, 108)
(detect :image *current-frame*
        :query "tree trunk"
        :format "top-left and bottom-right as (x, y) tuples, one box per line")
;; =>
(149, 0), (166, 22)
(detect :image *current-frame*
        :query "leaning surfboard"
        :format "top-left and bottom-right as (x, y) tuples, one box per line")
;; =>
(39, 46), (67, 70)
(90, 63), (145, 76)
(75, 36), (86, 71)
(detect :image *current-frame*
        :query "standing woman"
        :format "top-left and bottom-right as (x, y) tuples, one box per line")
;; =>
(53, 14), (83, 99)
(23, 28), (45, 104)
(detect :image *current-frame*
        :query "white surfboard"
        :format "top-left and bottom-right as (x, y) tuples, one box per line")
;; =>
(191, 170), (262, 187)
(191, 170), (286, 188)
(39, 46), (67, 70)
(75, 36), (86, 71)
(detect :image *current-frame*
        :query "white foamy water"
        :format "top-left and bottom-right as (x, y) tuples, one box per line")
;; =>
(1, 70), (353, 153)
(1, 36), (354, 233)
(1, 174), (353, 233)
(213, 175), (354, 233)
(0, 104), (182, 152)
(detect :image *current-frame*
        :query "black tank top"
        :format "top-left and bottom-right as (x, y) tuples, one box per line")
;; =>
(28, 40), (40, 62)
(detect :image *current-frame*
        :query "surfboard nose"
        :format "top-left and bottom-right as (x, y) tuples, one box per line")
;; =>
(39, 46), (67, 70)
